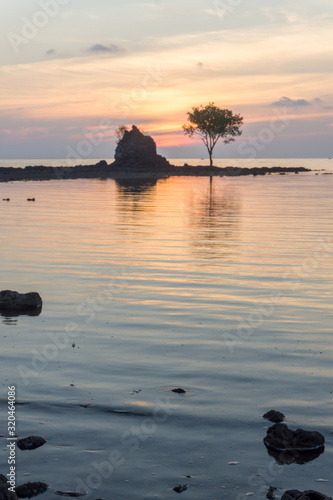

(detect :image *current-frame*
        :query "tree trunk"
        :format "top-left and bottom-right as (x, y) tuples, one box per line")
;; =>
(208, 149), (213, 178)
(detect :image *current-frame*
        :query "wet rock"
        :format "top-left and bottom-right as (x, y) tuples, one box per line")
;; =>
(173, 485), (188, 493)
(264, 423), (325, 451)
(0, 485), (18, 500)
(281, 490), (332, 500)
(263, 410), (285, 423)
(17, 436), (46, 451)
(16, 482), (48, 498)
(0, 291), (42, 316)
(114, 125), (170, 169)
(266, 486), (277, 499)
(172, 388), (186, 394)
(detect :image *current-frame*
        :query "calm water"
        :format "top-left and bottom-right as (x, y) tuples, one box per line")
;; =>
(1, 160), (333, 499)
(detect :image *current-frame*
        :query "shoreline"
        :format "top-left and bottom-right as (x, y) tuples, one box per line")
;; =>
(0, 161), (311, 183)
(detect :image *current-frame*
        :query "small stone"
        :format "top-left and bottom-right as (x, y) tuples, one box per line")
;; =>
(263, 410), (285, 423)
(17, 436), (47, 451)
(173, 485), (188, 493)
(281, 490), (332, 500)
(16, 482), (48, 498)
(172, 388), (186, 394)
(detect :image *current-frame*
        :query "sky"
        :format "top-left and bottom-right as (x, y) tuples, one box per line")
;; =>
(0, 0), (332, 159)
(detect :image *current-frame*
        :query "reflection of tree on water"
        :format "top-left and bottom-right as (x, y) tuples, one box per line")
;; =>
(186, 178), (240, 260)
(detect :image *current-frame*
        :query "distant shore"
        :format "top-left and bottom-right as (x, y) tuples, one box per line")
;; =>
(0, 160), (311, 183)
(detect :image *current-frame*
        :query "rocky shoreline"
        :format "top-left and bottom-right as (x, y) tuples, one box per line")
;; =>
(0, 126), (312, 183)
(0, 161), (311, 183)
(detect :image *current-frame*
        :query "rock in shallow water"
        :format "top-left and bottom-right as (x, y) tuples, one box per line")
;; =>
(281, 490), (332, 500)
(17, 436), (46, 451)
(264, 423), (325, 451)
(0, 290), (42, 316)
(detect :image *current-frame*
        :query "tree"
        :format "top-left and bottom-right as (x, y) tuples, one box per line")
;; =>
(182, 103), (243, 168)
(115, 125), (129, 143)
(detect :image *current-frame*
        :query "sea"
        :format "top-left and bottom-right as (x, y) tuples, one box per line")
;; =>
(1, 158), (333, 499)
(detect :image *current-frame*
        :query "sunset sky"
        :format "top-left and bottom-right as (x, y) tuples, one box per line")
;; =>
(1, 0), (332, 159)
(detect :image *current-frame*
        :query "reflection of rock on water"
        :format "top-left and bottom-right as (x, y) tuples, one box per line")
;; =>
(266, 444), (325, 465)
(115, 178), (157, 194)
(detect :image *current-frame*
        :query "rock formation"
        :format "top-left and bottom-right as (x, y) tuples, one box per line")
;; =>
(114, 125), (170, 169)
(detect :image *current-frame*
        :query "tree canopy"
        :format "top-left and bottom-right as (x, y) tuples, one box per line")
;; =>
(182, 103), (243, 167)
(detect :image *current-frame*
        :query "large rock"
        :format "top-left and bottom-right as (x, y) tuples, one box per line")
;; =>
(114, 125), (170, 169)
(0, 291), (42, 316)
(264, 423), (325, 451)
(281, 490), (332, 500)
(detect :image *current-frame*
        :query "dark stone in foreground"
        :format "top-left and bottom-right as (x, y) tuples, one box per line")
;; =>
(264, 423), (325, 451)
(16, 483), (48, 499)
(263, 410), (285, 423)
(281, 490), (332, 500)
(172, 388), (186, 394)
(17, 436), (46, 451)
(0, 291), (42, 317)
(173, 485), (188, 493)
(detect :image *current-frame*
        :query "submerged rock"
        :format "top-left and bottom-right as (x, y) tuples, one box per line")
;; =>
(17, 436), (46, 451)
(173, 485), (188, 493)
(264, 423), (325, 451)
(263, 410), (285, 423)
(16, 482), (48, 499)
(281, 490), (332, 500)
(0, 291), (42, 316)
(172, 388), (186, 394)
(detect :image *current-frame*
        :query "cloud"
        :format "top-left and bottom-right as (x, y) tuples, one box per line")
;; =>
(272, 96), (311, 107)
(46, 49), (56, 56)
(87, 44), (123, 54)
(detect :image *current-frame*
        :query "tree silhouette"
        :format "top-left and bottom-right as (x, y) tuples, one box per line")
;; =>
(183, 103), (243, 168)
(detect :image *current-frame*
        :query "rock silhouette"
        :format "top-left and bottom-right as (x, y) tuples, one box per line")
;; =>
(114, 125), (170, 169)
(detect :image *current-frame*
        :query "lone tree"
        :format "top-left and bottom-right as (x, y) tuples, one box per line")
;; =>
(182, 103), (243, 167)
